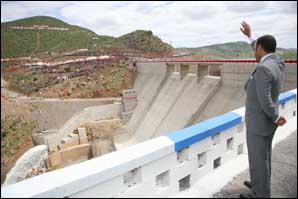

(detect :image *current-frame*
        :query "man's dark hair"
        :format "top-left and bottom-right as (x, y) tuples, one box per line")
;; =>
(251, 40), (256, 50)
(256, 35), (277, 53)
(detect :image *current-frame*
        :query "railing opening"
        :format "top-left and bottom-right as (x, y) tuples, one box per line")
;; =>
(179, 175), (190, 192)
(156, 170), (170, 188)
(226, 137), (234, 151)
(197, 151), (207, 168)
(177, 147), (190, 163)
(123, 167), (142, 188)
(212, 133), (221, 146)
(238, 144), (244, 155)
(213, 157), (221, 169)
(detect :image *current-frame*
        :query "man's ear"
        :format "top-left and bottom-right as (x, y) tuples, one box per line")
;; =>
(256, 44), (262, 53)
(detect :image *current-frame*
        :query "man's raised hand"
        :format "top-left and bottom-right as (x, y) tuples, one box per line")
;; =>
(240, 21), (251, 38)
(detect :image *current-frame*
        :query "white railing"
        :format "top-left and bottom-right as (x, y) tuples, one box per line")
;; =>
(1, 89), (297, 198)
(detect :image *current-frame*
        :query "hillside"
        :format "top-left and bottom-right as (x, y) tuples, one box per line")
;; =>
(117, 30), (173, 52)
(1, 98), (37, 184)
(1, 16), (98, 58)
(175, 41), (297, 59)
(1, 16), (173, 58)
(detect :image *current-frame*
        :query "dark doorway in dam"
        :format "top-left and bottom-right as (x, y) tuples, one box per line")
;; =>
(166, 64), (175, 75)
(208, 65), (221, 77)
(197, 65), (208, 82)
(180, 64), (190, 80)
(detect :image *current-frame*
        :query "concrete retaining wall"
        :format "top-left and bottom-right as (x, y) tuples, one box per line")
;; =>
(2, 89), (296, 198)
(58, 103), (123, 139)
(31, 103), (123, 151)
(17, 98), (121, 131)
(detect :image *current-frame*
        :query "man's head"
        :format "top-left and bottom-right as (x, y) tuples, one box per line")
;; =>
(253, 35), (277, 62)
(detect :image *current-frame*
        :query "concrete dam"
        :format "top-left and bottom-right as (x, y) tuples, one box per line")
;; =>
(2, 59), (297, 198)
(115, 59), (297, 149)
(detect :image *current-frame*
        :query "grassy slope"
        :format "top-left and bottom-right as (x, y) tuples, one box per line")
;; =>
(1, 16), (173, 58)
(1, 16), (99, 58)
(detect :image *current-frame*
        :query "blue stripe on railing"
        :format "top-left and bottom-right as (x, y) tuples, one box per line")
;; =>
(279, 91), (297, 104)
(166, 112), (241, 151)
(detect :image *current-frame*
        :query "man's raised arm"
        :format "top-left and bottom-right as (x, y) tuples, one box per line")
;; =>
(240, 21), (255, 47)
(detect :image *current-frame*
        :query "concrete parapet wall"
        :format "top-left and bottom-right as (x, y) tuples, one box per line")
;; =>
(188, 61), (296, 91)
(2, 89), (296, 198)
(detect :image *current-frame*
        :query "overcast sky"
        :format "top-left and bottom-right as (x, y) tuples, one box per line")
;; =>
(1, 1), (297, 49)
